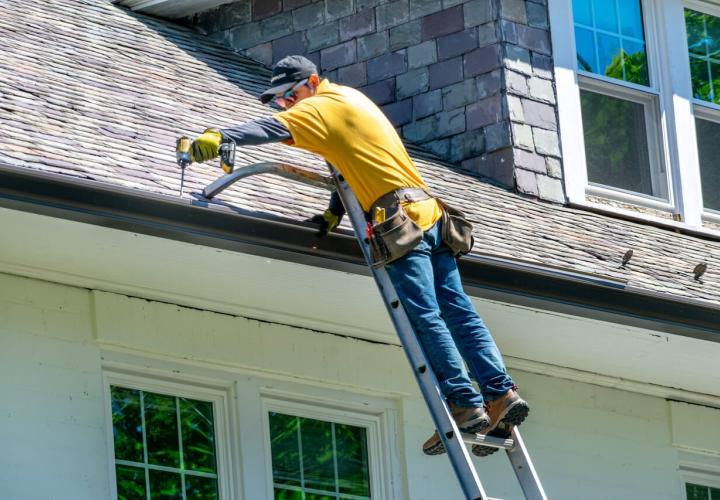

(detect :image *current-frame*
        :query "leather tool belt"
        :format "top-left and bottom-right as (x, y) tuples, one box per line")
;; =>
(366, 188), (474, 268)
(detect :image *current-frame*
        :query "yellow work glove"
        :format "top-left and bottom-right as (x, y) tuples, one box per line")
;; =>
(309, 209), (342, 237)
(191, 128), (222, 163)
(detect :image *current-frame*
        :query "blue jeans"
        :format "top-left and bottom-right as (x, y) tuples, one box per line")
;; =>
(386, 220), (515, 407)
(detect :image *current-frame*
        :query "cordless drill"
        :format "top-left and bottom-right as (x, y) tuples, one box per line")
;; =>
(175, 137), (236, 196)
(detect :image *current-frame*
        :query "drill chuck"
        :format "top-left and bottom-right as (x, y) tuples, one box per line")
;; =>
(220, 141), (236, 174)
(176, 136), (192, 168)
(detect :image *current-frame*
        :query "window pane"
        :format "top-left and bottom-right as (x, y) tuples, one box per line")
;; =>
(593, 0), (618, 32)
(145, 393), (180, 468)
(572, 0), (592, 26)
(185, 475), (219, 500)
(112, 387), (144, 463)
(300, 417), (336, 492)
(691, 57), (713, 102)
(686, 9), (720, 104)
(116, 465), (146, 500)
(335, 423), (370, 497)
(687, 10), (709, 57)
(620, 0), (643, 39)
(574, 0), (648, 85)
(576, 27), (597, 73)
(580, 90), (654, 196)
(623, 40), (649, 86)
(180, 398), (217, 473)
(149, 470), (182, 500)
(597, 33), (622, 78)
(707, 15), (720, 58)
(712, 486), (720, 500)
(274, 487), (303, 500)
(269, 412), (372, 499)
(270, 413), (302, 487)
(687, 483), (710, 500)
(695, 118), (720, 211)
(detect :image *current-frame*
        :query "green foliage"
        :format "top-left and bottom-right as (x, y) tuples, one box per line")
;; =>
(111, 387), (218, 500)
(580, 88), (652, 196)
(604, 48), (648, 86)
(269, 413), (371, 499)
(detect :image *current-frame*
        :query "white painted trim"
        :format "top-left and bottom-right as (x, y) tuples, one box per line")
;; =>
(658, 0), (705, 226)
(585, 184), (674, 210)
(103, 340), (720, 420)
(102, 369), (239, 500)
(679, 469), (720, 499)
(569, 199), (720, 239)
(579, 72), (671, 201)
(507, 355), (720, 409)
(549, 0), (589, 203)
(260, 392), (401, 500)
(577, 70), (660, 95)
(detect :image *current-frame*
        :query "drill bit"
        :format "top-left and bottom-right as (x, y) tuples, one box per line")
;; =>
(176, 136), (192, 196)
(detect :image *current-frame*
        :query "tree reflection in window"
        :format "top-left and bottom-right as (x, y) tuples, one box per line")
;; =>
(269, 412), (371, 500)
(111, 386), (219, 500)
(686, 9), (720, 104)
(573, 0), (649, 85)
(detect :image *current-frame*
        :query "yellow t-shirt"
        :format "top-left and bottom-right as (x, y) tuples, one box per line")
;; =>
(275, 80), (442, 230)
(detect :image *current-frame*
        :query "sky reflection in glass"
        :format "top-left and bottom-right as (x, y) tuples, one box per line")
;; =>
(573, 0), (649, 85)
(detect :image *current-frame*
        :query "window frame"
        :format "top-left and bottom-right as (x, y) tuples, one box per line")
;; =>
(685, 0), (720, 224)
(579, 74), (671, 205)
(261, 394), (394, 500)
(550, 0), (711, 229)
(681, 471), (720, 499)
(103, 370), (236, 500)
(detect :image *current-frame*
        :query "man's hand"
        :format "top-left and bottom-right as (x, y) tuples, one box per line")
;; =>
(309, 209), (342, 236)
(190, 128), (222, 163)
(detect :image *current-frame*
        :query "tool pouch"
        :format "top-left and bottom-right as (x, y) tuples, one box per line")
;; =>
(369, 203), (424, 268)
(439, 200), (475, 257)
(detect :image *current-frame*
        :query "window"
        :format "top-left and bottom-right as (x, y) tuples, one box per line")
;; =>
(687, 482), (720, 500)
(269, 412), (372, 500)
(550, 0), (718, 229)
(686, 6), (720, 215)
(572, 0), (668, 202)
(111, 386), (219, 499)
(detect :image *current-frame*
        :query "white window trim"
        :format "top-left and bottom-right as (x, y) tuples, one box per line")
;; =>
(550, 0), (708, 229)
(579, 73), (671, 202)
(680, 468), (720, 499)
(102, 369), (237, 500)
(261, 391), (398, 500)
(685, 0), (720, 223)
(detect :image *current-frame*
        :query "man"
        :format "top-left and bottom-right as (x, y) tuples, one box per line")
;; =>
(185, 55), (529, 457)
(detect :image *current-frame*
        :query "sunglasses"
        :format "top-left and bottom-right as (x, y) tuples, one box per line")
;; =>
(272, 78), (309, 109)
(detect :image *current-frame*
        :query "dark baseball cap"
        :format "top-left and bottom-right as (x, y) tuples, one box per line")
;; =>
(260, 55), (318, 104)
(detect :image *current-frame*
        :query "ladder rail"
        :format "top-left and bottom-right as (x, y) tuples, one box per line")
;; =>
(202, 162), (547, 500)
(330, 167), (488, 500)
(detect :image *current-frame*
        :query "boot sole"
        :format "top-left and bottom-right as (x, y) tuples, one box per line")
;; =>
(423, 417), (491, 456)
(471, 402), (529, 458)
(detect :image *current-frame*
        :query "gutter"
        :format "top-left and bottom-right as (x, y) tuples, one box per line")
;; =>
(0, 162), (718, 341)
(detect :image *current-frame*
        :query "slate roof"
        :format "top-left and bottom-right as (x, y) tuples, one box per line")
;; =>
(1, 0), (719, 307)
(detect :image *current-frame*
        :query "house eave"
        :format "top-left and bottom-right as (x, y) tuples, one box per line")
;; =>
(1, 162), (718, 341)
(112, 0), (233, 19)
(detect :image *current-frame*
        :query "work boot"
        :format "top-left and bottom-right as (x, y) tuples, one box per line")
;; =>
(472, 386), (529, 457)
(423, 403), (491, 456)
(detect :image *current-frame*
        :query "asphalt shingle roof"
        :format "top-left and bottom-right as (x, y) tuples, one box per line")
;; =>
(1, 0), (719, 306)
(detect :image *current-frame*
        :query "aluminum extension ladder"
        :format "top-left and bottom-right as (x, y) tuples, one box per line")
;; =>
(202, 161), (548, 500)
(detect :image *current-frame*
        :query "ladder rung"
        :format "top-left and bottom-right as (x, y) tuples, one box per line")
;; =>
(462, 433), (515, 450)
